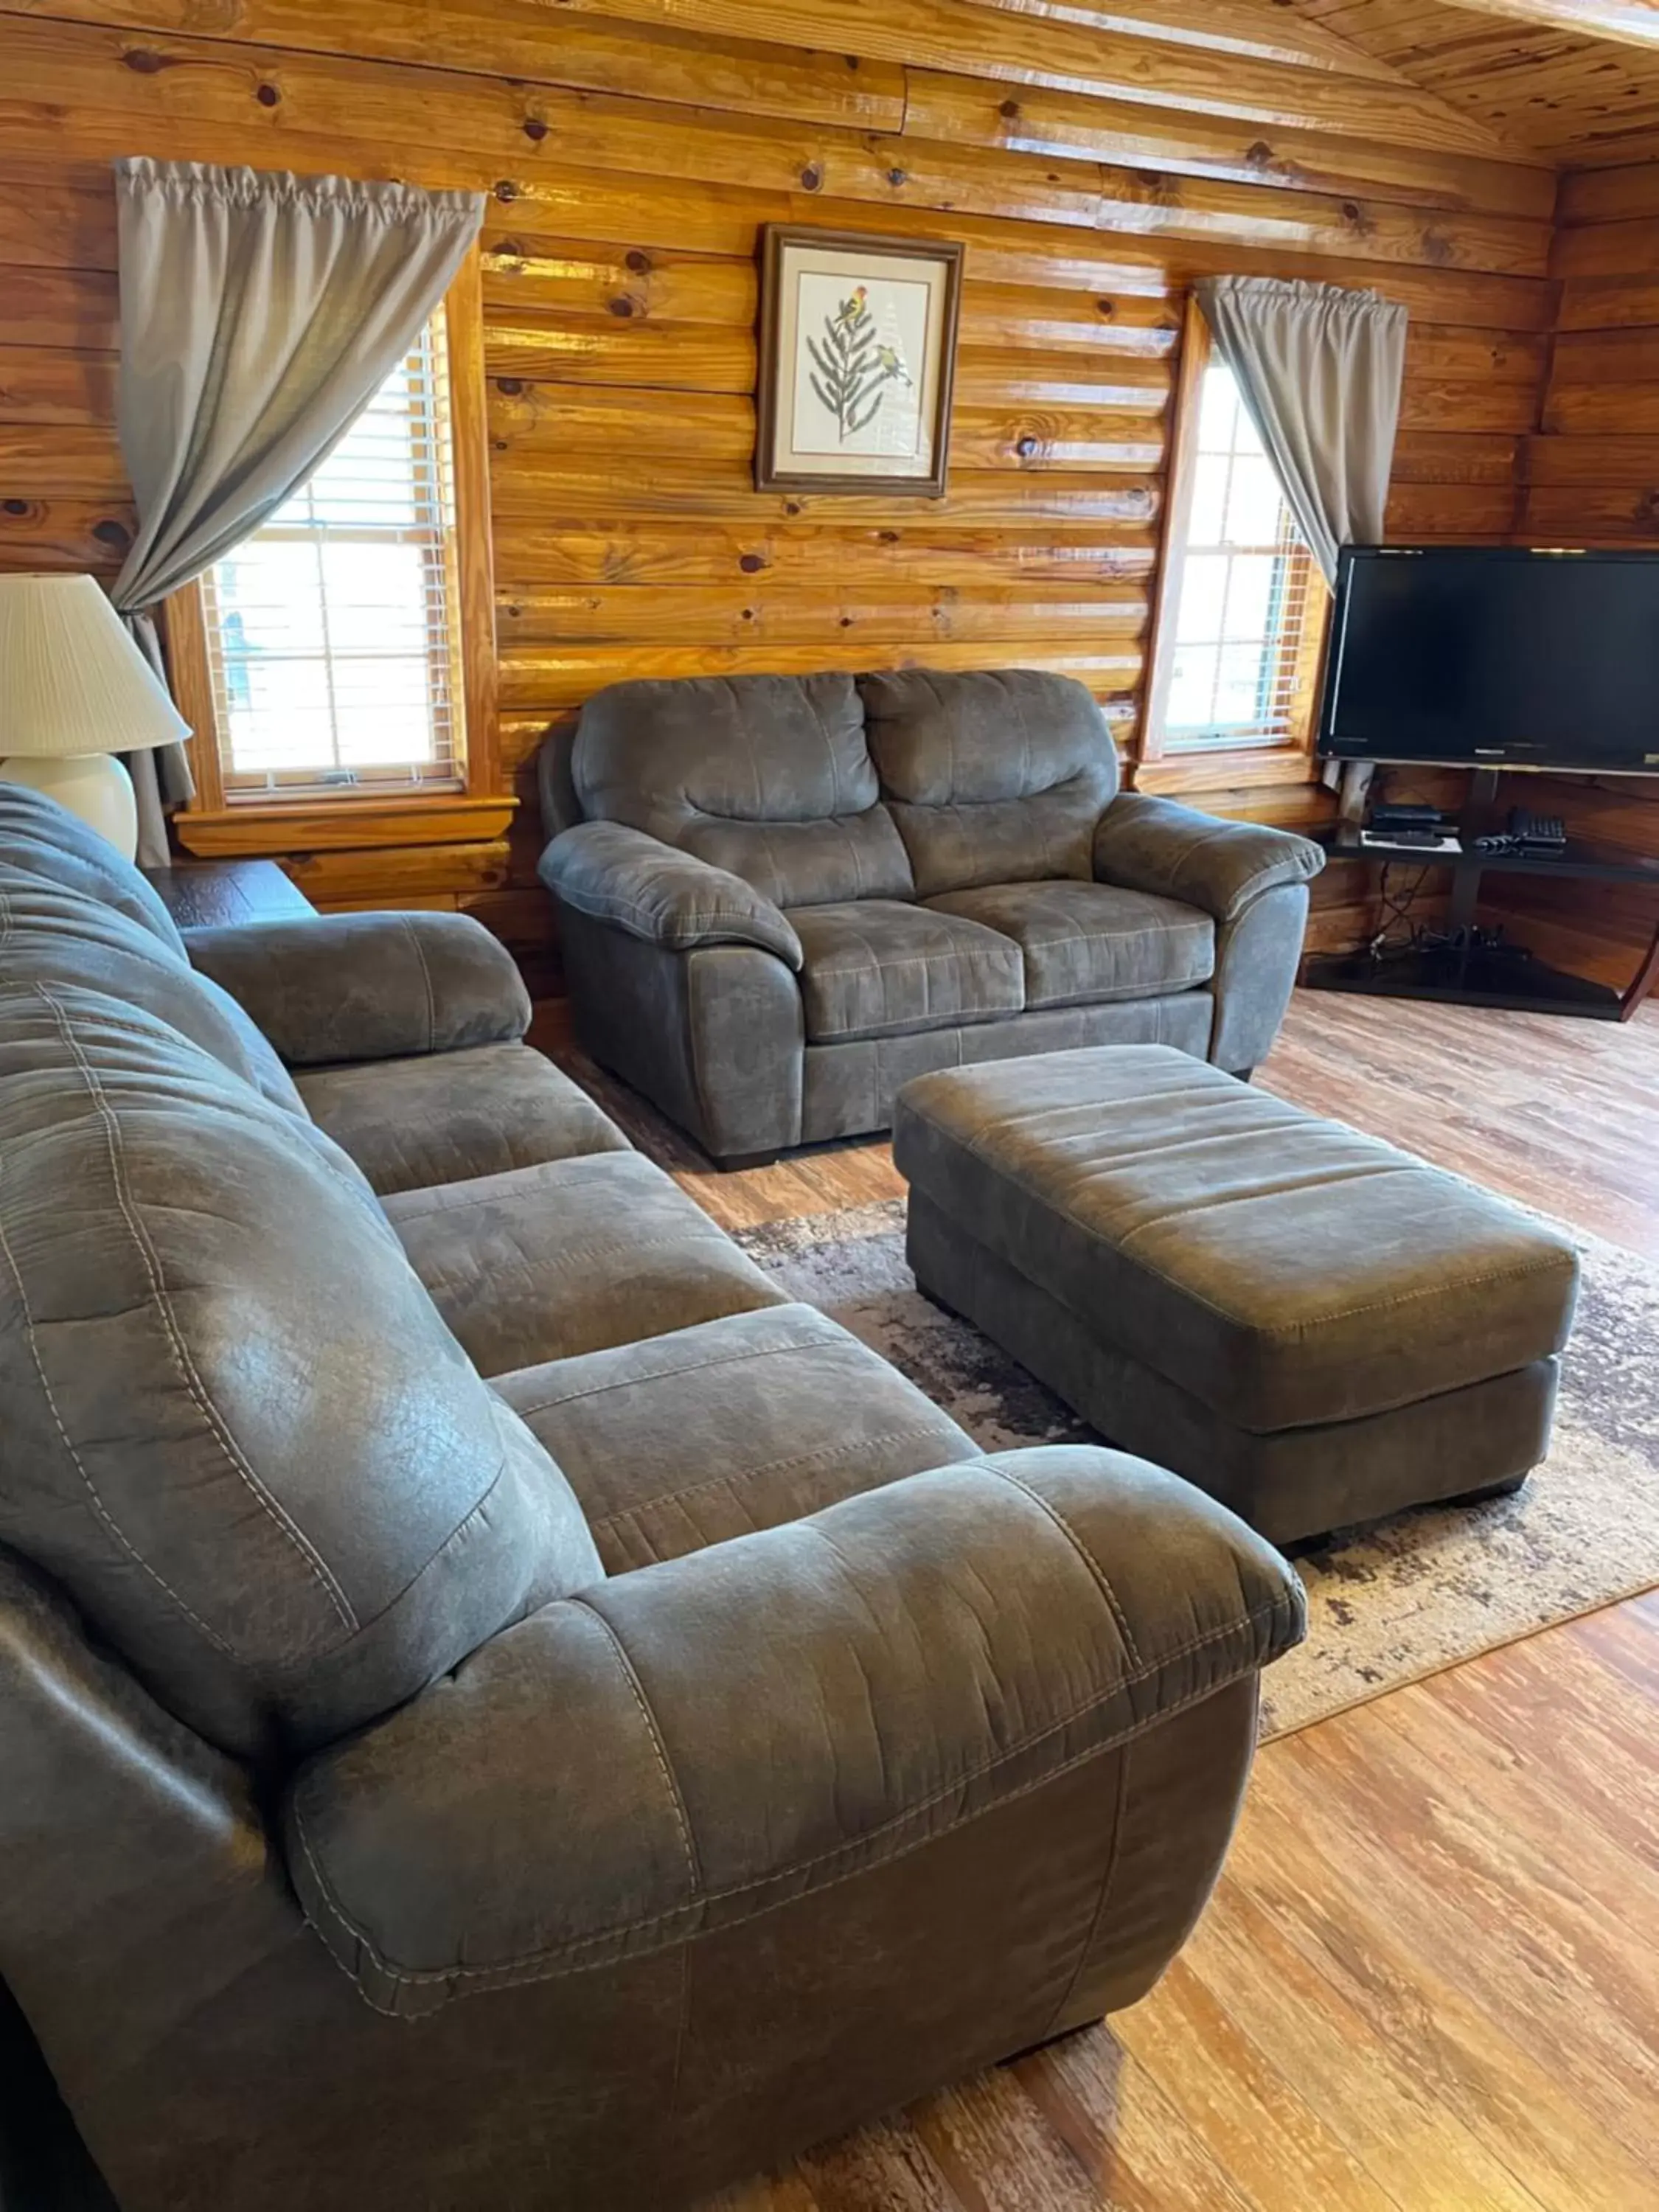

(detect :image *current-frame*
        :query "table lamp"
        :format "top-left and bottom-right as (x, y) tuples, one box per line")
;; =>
(0, 574), (192, 860)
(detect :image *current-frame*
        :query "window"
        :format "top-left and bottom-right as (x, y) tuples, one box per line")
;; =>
(198, 309), (465, 801)
(167, 255), (508, 863)
(1147, 314), (1329, 760)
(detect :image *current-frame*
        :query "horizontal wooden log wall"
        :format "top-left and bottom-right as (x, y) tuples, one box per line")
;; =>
(0, 0), (1561, 981)
(1490, 158), (1659, 992)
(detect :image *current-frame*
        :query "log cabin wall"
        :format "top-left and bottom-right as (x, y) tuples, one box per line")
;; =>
(0, 0), (1561, 986)
(1488, 160), (1659, 994)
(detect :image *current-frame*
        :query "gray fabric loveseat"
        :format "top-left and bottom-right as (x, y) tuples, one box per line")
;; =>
(539, 669), (1325, 1164)
(0, 786), (1305, 2211)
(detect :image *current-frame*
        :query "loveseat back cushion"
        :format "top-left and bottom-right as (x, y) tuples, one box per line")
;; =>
(574, 672), (914, 909)
(859, 669), (1121, 897)
(0, 784), (187, 954)
(0, 986), (603, 1764)
(0, 866), (306, 1117)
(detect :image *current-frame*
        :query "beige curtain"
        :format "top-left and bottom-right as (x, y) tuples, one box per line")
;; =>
(1194, 276), (1408, 588)
(111, 159), (484, 861)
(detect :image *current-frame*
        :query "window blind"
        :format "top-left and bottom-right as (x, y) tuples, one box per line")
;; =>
(201, 307), (466, 799)
(1160, 359), (1328, 753)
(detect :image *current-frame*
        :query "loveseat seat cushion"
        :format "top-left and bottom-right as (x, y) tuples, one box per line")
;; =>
(495, 1304), (980, 1572)
(384, 1150), (789, 1375)
(295, 1043), (629, 1197)
(0, 987), (602, 1764)
(928, 880), (1215, 1009)
(859, 669), (1119, 898)
(789, 900), (1026, 1043)
(574, 672), (914, 910)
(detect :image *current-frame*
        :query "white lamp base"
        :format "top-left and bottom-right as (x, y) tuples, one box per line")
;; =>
(0, 751), (139, 861)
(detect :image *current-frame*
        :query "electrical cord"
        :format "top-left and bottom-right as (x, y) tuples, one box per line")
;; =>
(1368, 863), (1433, 958)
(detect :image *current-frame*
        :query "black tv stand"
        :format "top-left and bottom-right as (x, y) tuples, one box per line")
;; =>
(1304, 769), (1659, 1022)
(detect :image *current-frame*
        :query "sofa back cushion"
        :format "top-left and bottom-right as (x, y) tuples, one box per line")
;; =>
(0, 987), (605, 1764)
(574, 672), (914, 910)
(859, 669), (1120, 897)
(0, 784), (187, 953)
(0, 865), (306, 1118)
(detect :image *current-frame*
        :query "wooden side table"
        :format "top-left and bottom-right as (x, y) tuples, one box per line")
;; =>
(142, 858), (316, 931)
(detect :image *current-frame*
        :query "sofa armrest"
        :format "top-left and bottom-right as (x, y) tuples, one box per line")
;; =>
(540, 822), (803, 972)
(286, 1447), (1304, 2020)
(1093, 793), (1325, 922)
(183, 911), (531, 1068)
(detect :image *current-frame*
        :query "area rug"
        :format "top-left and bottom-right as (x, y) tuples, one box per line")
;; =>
(731, 1199), (1659, 1739)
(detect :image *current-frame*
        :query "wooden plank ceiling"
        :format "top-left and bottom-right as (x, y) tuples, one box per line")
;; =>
(1286, 0), (1659, 164)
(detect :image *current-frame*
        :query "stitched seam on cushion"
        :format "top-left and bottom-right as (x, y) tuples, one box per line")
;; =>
(1012, 678), (1034, 816)
(1107, 1248), (1572, 1335)
(293, 1609), (1291, 2009)
(37, 987), (358, 1632)
(1041, 1731), (1130, 2039)
(571, 1596), (703, 1896)
(400, 916), (437, 1054)
(590, 1423), (967, 1530)
(414, 1226), (734, 1268)
(811, 950), (1011, 979)
(0, 1148), (240, 1658)
(984, 1464), (1145, 1672)
(352, 1447), (509, 1637)
(501, 1329), (857, 1418)
(938, 1120), (1573, 1337)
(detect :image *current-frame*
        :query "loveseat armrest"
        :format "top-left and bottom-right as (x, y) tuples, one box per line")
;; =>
(1093, 792), (1325, 922)
(286, 1448), (1304, 2020)
(183, 911), (532, 1068)
(540, 821), (803, 971)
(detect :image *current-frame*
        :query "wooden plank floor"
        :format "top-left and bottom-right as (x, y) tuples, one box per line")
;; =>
(542, 993), (1659, 2210)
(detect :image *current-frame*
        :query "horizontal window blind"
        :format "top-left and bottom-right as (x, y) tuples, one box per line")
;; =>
(1160, 359), (1328, 754)
(201, 308), (466, 800)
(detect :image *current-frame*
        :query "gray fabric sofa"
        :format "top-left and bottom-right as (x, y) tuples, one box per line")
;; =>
(539, 669), (1326, 1163)
(0, 785), (1305, 2211)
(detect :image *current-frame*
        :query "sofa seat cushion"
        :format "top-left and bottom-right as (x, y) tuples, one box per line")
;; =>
(893, 1045), (1582, 1435)
(787, 900), (1025, 1044)
(495, 1304), (979, 1571)
(384, 1151), (789, 1375)
(928, 881), (1214, 1010)
(295, 1043), (628, 1197)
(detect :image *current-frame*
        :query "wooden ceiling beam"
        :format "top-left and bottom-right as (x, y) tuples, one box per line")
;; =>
(1419, 1), (1659, 57)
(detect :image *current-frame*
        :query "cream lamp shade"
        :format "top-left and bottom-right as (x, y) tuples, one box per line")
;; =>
(0, 574), (191, 860)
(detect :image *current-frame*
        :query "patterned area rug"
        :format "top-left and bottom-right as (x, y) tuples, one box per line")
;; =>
(732, 1199), (1659, 1739)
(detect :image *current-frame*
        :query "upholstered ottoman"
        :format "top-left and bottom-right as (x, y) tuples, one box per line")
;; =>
(893, 1046), (1581, 1544)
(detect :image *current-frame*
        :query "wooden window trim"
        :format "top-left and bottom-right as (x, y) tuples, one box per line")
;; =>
(168, 246), (509, 858)
(1138, 296), (1324, 790)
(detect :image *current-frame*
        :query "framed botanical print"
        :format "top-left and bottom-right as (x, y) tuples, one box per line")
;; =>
(755, 227), (964, 498)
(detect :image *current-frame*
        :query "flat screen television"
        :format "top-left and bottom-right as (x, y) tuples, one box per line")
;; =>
(1317, 546), (1659, 774)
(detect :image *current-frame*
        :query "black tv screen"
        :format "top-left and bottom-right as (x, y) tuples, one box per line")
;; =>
(1318, 546), (1659, 773)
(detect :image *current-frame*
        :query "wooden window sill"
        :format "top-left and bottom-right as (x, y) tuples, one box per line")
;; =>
(173, 791), (518, 858)
(1134, 748), (1319, 796)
